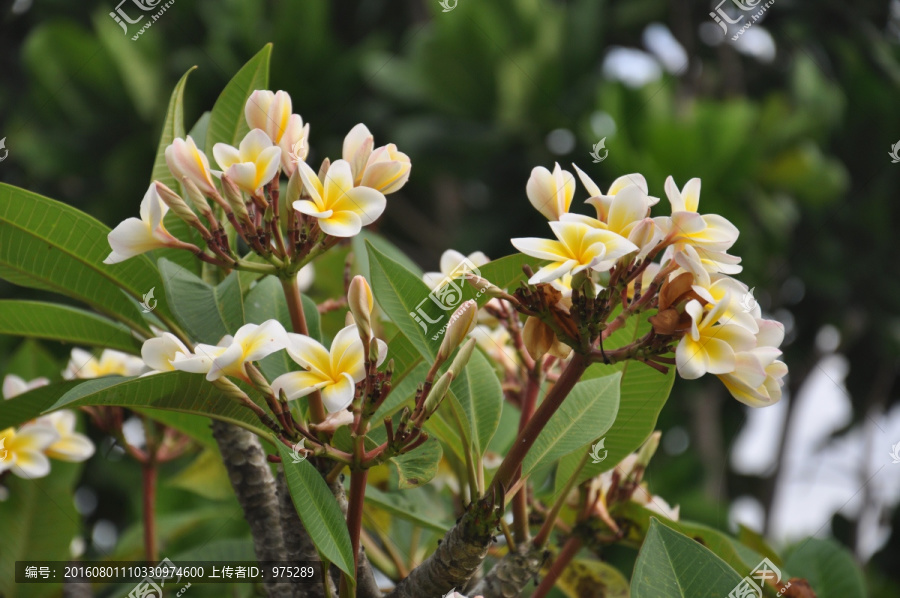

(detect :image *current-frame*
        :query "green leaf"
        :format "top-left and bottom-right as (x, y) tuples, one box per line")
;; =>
(783, 538), (866, 598)
(132, 409), (217, 450)
(364, 486), (452, 532)
(556, 558), (630, 598)
(352, 230), (423, 279)
(167, 448), (233, 500)
(0, 381), (84, 430)
(274, 442), (355, 577)
(3, 339), (60, 381)
(150, 66), (202, 275)
(389, 435), (443, 489)
(0, 300), (141, 354)
(446, 348), (503, 456)
(523, 372), (621, 477)
(158, 258), (245, 344)
(0, 461), (81, 598)
(205, 44), (272, 155)
(44, 373), (272, 438)
(631, 519), (743, 598)
(0, 184), (169, 333)
(151, 66), (195, 191)
(555, 312), (675, 494)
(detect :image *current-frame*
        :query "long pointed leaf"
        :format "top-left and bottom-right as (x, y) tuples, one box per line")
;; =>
(205, 45), (272, 155)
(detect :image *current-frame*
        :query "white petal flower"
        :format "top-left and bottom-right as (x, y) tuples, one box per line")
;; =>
(165, 136), (219, 197)
(675, 296), (756, 380)
(342, 123), (375, 185)
(244, 90), (309, 176)
(213, 129), (282, 193)
(423, 249), (490, 289)
(512, 221), (638, 284)
(26, 411), (95, 462)
(2, 375), (49, 400)
(172, 320), (288, 382)
(293, 159), (387, 238)
(104, 183), (181, 264)
(0, 424), (59, 478)
(717, 319), (787, 407)
(526, 163), (575, 221)
(360, 144), (411, 194)
(296, 263), (315, 292)
(272, 325), (387, 413)
(574, 165), (659, 221)
(63, 348), (146, 380)
(141, 332), (191, 373)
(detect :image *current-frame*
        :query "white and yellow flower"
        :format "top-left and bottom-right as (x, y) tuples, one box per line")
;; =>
(661, 176), (739, 252)
(511, 220), (638, 284)
(690, 275), (760, 332)
(573, 166), (659, 221)
(165, 136), (219, 197)
(213, 129), (282, 193)
(718, 319), (788, 407)
(2, 374), (49, 399)
(293, 159), (387, 237)
(272, 325), (388, 413)
(244, 90), (310, 176)
(348, 275), (375, 340)
(675, 296), (756, 380)
(526, 162), (576, 221)
(63, 348), (146, 380)
(423, 249), (490, 289)
(0, 424), (58, 479)
(141, 332), (191, 373)
(172, 320), (288, 382)
(342, 123), (411, 193)
(104, 183), (183, 264)
(26, 411), (95, 463)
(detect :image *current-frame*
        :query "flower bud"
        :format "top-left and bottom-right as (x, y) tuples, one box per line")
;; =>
(286, 168), (303, 205)
(181, 177), (214, 220)
(424, 371), (453, 417)
(448, 338), (477, 377)
(348, 275), (374, 340)
(221, 174), (252, 226)
(636, 430), (661, 469)
(165, 136), (218, 197)
(360, 143), (411, 194)
(437, 300), (478, 362)
(342, 123), (374, 184)
(154, 182), (202, 229)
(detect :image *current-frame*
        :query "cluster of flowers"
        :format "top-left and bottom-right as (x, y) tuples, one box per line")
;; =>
(508, 163), (787, 406)
(104, 89), (410, 264)
(0, 373), (96, 480)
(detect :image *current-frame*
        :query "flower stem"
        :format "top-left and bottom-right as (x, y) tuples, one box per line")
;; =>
(490, 353), (589, 494)
(280, 275), (327, 424)
(141, 459), (158, 563)
(512, 368), (541, 543)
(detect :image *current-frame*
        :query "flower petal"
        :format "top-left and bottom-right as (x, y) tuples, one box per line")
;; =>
(272, 371), (331, 401)
(320, 372), (357, 413)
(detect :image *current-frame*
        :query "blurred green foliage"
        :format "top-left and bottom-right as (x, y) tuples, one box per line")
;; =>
(1, 0), (899, 595)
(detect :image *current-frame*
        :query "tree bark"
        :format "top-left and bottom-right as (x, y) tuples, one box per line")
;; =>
(211, 420), (294, 598)
(387, 495), (501, 598)
(468, 543), (548, 598)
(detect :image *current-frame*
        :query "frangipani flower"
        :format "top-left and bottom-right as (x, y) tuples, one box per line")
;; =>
(272, 325), (388, 413)
(297, 263), (315, 293)
(141, 332), (191, 373)
(573, 165), (659, 221)
(26, 411), (95, 462)
(342, 123), (411, 193)
(526, 163), (576, 220)
(675, 296), (756, 380)
(348, 275), (374, 340)
(2, 374), (49, 399)
(293, 159), (387, 237)
(244, 90), (310, 176)
(511, 220), (638, 284)
(63, 348), (146, 380)
(423, 249), (490, 289)
(718, 319), (787, 407)
(213, 129), (282, 193)
(691, 275), (760, 332)
(0, 424), (58, 478)
(172, 320), (288, 382)
(662, 177), (739, 252)
(360, 144), (411, 194)
(165, 136), (219, 197)
(104, 183), (183, 264)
